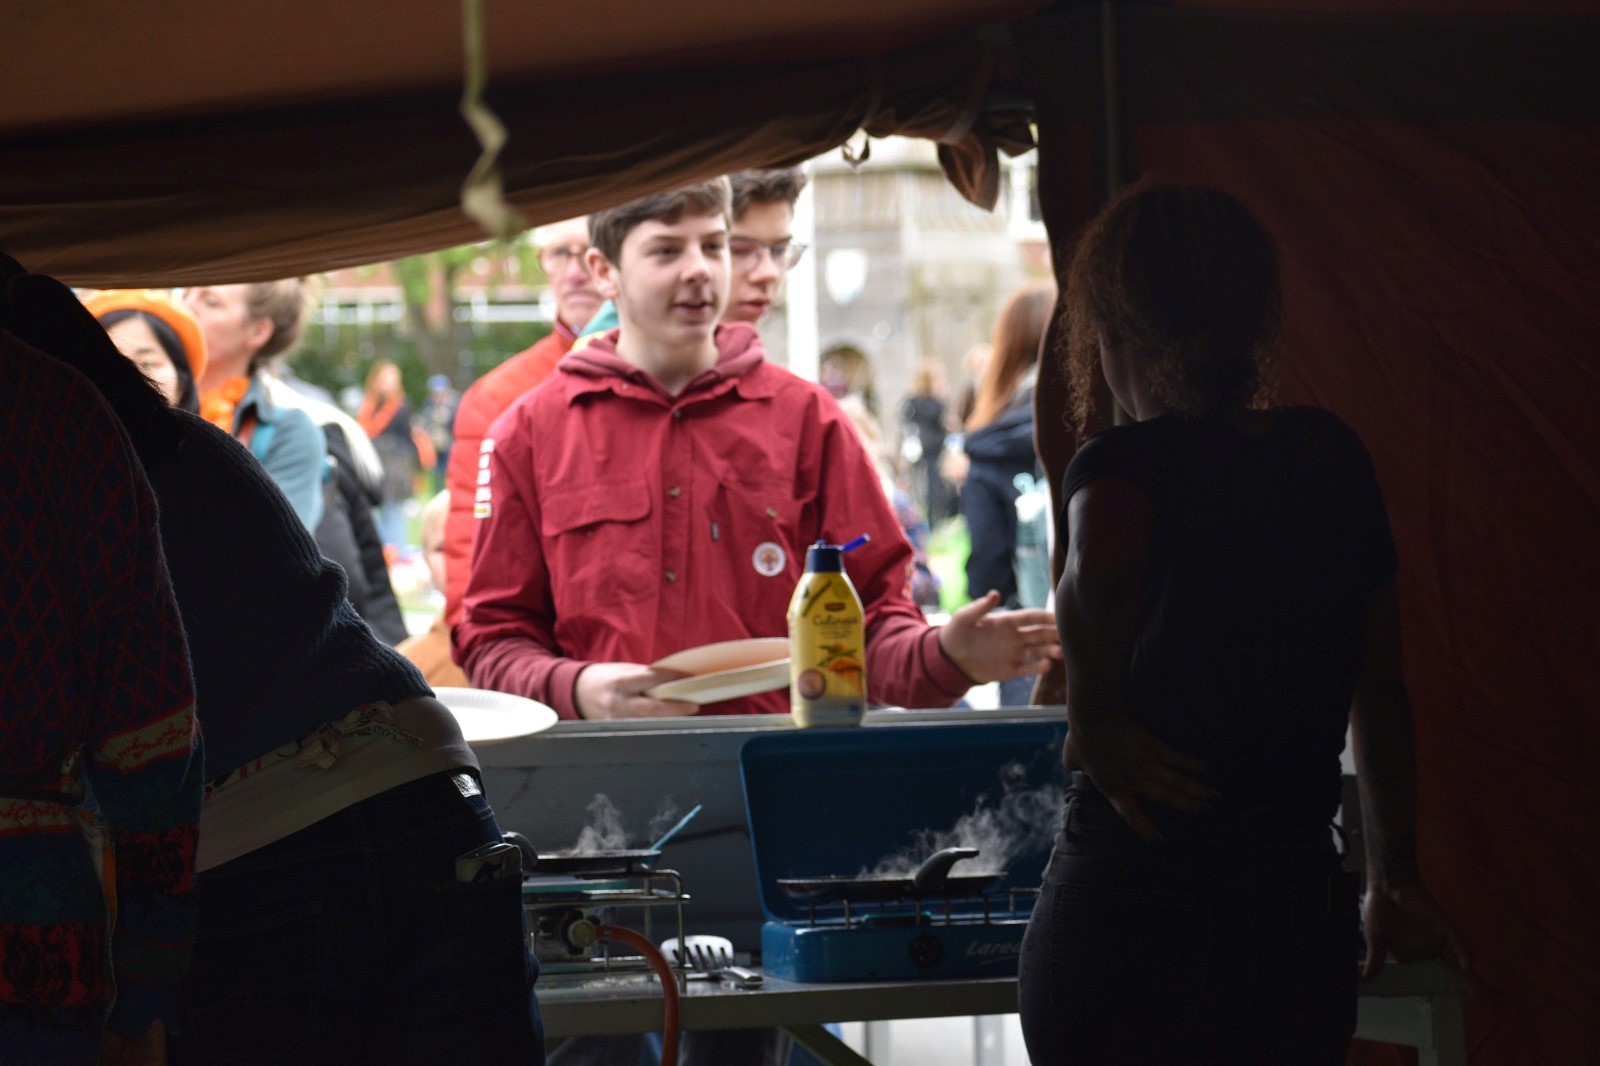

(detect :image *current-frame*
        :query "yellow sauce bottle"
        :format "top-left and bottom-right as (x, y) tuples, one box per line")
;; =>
(788, 540), (866, 727)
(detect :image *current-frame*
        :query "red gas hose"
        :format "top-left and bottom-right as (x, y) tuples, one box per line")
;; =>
(599, 924), (679, 1066)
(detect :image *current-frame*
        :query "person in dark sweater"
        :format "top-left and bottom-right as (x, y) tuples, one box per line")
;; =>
(1017, 183), (1463, 1064)
(6, 266), (544, 1065)
(963, 282), (1053, 706)
(313, 418), (411, 644)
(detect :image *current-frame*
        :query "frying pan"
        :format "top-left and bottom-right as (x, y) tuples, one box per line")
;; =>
(776, 846), (1005, 903)
(509, 802), (701, 878)
(529, 849), (663, 877)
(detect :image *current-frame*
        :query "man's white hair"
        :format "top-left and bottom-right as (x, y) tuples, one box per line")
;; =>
(532, 216), (589, 247)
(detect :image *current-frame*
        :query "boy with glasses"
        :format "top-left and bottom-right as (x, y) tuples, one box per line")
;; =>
(724, 168), (808, 324)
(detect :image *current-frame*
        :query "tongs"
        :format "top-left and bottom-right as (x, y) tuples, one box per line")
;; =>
(661, 935), (764, 989)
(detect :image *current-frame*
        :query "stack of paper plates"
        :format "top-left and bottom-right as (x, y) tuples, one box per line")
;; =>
(644, 638), (790, 704)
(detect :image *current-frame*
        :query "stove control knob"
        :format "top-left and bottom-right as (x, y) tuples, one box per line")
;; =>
(562, 913), (600, 952)
(908, 932), (943, 970)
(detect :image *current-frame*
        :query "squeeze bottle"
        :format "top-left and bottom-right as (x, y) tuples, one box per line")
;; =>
(787, 540), (867, 727)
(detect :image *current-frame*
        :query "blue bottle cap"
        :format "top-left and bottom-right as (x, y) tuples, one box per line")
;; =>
(805, 541), (843, 572)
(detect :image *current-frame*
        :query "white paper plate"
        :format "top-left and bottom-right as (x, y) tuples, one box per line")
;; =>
(433, 687), (559, 743)
(644, 659), (791, 705)
(651, 637), (789, 675)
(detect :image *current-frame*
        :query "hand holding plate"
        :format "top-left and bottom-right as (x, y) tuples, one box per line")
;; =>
(575, 662), (698, 719)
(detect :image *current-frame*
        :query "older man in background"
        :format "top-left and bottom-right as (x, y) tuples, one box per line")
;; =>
(442, 217), (602, 629)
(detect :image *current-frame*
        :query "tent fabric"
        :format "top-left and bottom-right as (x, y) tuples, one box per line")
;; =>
(1017, 6), (1600, 1064)
(0, 2), (1039, 286)
(0, 0), (1043, 134)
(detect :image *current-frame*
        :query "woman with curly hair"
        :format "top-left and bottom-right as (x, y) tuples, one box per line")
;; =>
(1018, 182), (1462, 1064)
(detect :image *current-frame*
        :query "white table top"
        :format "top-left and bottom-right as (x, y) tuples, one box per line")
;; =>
(536, 961), (1464, 1039)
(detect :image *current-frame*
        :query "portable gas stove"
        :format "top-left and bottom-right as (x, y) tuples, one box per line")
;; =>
(513, 842), (691, 984)
(739, 721), (1066, 984)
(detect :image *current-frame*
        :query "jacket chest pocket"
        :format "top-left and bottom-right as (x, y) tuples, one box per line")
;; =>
(705, 475), (808, 583)
(540, 479), (655, 610)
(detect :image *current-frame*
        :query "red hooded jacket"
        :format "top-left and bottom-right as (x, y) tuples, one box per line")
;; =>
(454, 322), (970, 718)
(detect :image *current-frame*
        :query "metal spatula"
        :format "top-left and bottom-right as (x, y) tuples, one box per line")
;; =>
(661, 934), (765, 989)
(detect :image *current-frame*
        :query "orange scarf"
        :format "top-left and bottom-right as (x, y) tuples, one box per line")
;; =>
(357, 394), (400, 439)
(200, 376), (252, 434)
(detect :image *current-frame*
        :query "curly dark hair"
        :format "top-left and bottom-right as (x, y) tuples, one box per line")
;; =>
(1063, 181), (1282, 432)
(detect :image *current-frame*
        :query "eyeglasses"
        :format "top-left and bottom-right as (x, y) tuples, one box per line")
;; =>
(539, 244), (591, 274)
(729, 238), (808, 271)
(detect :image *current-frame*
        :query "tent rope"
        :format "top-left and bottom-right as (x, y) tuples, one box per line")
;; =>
(459, 0), (527, 239)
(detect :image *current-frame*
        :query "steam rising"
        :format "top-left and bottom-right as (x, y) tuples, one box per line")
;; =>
(858, 761), (1063, 878)
(563, 794), (681, 854)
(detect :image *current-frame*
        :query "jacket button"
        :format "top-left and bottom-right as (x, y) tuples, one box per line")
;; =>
(668, 485), (681, 498)
(665, 570), (678, 583)
(672, 409), (684, 419)
(765, 507), (778, 519)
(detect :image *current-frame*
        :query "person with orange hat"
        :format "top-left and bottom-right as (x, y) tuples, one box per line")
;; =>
(85, 289), (207, 414)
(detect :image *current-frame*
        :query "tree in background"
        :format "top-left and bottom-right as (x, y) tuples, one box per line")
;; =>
(293, 235), (553, 406)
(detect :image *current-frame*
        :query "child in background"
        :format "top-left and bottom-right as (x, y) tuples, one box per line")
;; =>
(398, 490), (468, 687)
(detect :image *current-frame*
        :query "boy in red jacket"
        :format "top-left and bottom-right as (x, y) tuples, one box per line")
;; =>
(456, 178), (1058, 720)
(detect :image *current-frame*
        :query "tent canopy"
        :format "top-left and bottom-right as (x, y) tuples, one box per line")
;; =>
(0, 0), (1043, 285)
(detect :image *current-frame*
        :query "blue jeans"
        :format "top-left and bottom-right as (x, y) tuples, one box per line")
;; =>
(169, 771), (543, 1065)
(1018, 780), (1358, 1066)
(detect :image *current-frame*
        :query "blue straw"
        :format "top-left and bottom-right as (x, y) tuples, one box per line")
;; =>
(840, 534), (871, 553)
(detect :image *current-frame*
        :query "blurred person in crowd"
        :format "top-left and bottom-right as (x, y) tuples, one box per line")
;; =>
(443, 216), (601, 628)
(92, 290), (409, 645)
(399, 490), (470, 687)
(899, 358), (958, 525)
(268, 365), (410, 646)
(954, 340), (991, 428)
(87, 288), (206, 413)
(838, 395), (941, 612)
(942, 341), (992, 493)
(7, 264), (545, 1063)
(185, 279), (328, 531)
(2, 260), (203, 1066)
(359, 359), (429, 551)
(818, 343), (877, 413)
(457, 178), (1059, 725)
(1017, 183), (1462, 1064)
(962, 281), (1054, 705)
(421, 372), (460, 492)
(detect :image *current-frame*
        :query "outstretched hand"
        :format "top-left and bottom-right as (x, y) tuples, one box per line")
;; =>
(936, 590), (1062, 685)
(1362, 881), (1468, 979)
(1063, 716), (1214, 841)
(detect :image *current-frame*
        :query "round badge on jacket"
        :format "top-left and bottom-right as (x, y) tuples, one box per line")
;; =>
(752, 541), (787, 577)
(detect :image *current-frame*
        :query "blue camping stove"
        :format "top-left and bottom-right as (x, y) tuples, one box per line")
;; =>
(739, 720), (1066, 983)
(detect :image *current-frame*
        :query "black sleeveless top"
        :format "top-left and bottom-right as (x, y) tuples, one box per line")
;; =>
(1062, 406), (1397, 825)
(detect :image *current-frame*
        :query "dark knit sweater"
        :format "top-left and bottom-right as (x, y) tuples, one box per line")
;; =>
(147, 410), (431, 775)
(1, 335), (202, 1034)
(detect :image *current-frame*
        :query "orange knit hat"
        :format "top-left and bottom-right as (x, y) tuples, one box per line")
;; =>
(83, 289), (208, 384)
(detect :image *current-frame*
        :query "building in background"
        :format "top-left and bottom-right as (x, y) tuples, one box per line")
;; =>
(766, 138), (1049, 444)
